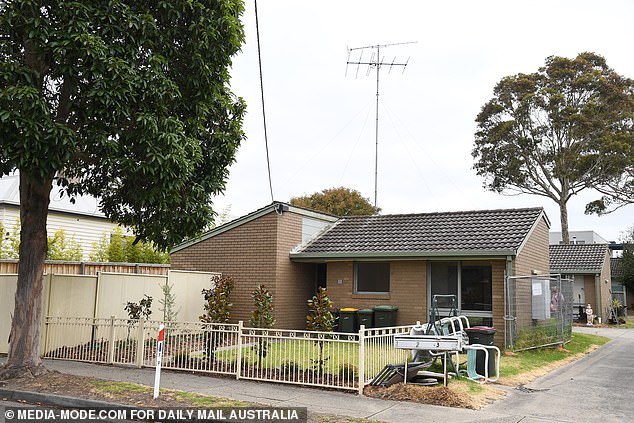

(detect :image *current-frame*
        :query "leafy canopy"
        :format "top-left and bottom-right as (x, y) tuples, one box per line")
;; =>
(290, 187), (380, 217)
(0, 0), (247, 249)
(472, 52), (634, 240)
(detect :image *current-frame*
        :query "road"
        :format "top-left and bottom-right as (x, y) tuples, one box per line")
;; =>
(484, 327), (634, 422)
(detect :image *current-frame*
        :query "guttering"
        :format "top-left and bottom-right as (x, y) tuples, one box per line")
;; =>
(289, 249), (516, 262)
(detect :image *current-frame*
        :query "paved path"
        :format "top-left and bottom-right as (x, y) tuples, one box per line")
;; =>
(2, 327), (632, 422)
(486, 326), (634, 422)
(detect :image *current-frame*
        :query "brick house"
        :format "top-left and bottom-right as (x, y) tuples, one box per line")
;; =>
(549, 244), (612, 320)
(291, 207), (551, 332)
(170, 203), (338, 328)
(172, 203), (551, 334)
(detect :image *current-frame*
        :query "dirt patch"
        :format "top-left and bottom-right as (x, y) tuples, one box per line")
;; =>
(364, 382), (505, 410)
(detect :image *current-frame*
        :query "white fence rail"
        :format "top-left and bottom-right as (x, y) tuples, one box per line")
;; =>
(43, 316), (415, 394)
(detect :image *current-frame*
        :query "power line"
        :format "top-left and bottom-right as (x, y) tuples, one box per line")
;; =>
(254, 0), (274, 202)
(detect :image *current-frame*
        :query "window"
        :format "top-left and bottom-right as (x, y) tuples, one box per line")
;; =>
(461, 265), (492, 311)
(355, 262), (390, 293)
(429, 262), (493, 313)
(430, 262), (458, 308)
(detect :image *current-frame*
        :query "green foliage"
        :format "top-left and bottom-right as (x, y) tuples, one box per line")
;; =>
(90, 227), (169, 264)
(306, 287), (335, 375)
(306, 287), (335, 332)
(124, 294), (153, 321)
(0, 220), (20, 259)
(46, 229), (83, 261)
(0, 1), (247, 249)
(159, 281), (180, 323)
(473, 52), (634, 241)
(200, 275), (235, 324)
(291, 187), (380, 216)
(249, 284), (276, 329)
(619, 244), (634, 292)
(249, 284), (275, 360)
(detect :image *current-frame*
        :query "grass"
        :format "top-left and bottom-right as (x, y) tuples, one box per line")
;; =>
(216, 339), (406, 376)
(498, 332), (609, 379)
(612, 317), (634, 328)
(89, 379), (249, 408)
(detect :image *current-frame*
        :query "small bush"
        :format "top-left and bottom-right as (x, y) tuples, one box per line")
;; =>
(339, 363), (358, 380)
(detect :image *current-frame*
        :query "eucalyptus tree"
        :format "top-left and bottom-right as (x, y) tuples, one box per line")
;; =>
(473, 52), (634, 243)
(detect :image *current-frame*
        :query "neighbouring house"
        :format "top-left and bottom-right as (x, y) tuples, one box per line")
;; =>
(0, 174), (122, 259)
(549, 230), (610, 245)
(549, 244), (612, 320)
(610, 257), (631, 312)
(171, 202), (552, 337)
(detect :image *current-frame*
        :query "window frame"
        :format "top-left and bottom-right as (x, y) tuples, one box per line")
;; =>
(354, 262), (390, 294)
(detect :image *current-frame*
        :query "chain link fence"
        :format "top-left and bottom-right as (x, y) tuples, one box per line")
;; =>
(505, 275), (574, 351)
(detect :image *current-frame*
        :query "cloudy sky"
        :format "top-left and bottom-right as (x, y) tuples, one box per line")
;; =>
(214, 0), (633, 242)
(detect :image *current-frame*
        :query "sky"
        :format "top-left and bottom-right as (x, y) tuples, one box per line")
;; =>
(213, 0), (634, 242)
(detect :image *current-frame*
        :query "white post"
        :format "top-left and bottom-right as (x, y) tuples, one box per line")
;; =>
(236, 321), (243, 380)
(135, 318), (145, 368)
(357, 324), (365, 395)
(107, 315), (116, 364)
(153, 324), (165, 399)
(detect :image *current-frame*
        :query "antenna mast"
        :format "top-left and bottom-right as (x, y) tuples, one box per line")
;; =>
(346, 41), (416, 208)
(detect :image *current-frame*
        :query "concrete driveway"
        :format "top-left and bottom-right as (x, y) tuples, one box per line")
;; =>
(484, 326), (634, 422)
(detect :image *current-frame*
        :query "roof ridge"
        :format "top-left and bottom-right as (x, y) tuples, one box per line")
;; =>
(339, 207), (544, 220)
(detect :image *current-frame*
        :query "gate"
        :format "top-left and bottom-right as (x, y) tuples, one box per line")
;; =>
(504, 274), (574, 351)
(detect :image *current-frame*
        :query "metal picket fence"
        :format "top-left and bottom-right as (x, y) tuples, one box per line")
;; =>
(505, 274), (574, 351)
(43, 316), (414, 394)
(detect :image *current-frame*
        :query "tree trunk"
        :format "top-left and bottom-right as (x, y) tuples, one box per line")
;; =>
(559, 198), (570, 245)
(0, 172), (53, 379)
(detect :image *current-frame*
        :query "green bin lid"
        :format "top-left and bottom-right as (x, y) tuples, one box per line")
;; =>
(358, 308), (374, 313)
(373, 305), (399, 311)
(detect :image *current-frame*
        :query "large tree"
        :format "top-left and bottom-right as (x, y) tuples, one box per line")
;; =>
(0, 0), (245, 378)
(290, 187), (380, 216)
(472, 52), (634, 243)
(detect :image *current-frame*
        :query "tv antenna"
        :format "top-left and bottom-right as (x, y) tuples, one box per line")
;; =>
(346, 41), (416, 208)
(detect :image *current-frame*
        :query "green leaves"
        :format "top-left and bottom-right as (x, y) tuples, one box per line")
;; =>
(290, 187), (381, 217)
(1, 0), (247, 249)
(473, 52), (634, 233)
(306, 287), (335, 332)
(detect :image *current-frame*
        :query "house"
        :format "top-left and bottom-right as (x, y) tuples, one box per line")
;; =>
(170, 203), (338, 328)
(549, 244), (612, 320)
(610, 257), (630, 311)
(290, 207), (551, 333)
(171, 202), (551, 336)
(0, 174), (122, 259)
(549, 230), (610, 245)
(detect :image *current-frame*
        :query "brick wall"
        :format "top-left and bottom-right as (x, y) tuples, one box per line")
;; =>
(326, 260), (426, 326)
(514, 217), (550, 276)
(599, 248), (612, 318)
(170, 210), (320, 329)
(171, 212), (279, 326)
(274, 212), (317, 328)
(512, 216), (550, 331)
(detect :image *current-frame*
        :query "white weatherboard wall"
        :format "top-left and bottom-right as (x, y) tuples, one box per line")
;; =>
(0, 270), (218, 354)
(0, 206), (121, 260)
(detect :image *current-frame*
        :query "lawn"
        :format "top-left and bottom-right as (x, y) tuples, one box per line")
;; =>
(497, 332), (609, 381)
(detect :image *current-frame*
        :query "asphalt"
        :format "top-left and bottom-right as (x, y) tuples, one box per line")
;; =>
(1, 326), (632, 423)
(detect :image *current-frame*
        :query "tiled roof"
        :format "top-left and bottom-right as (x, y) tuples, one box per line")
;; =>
(549, 244), (609, 273)
(292, 207), (545, 258)
(611, 257), (622, 279)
